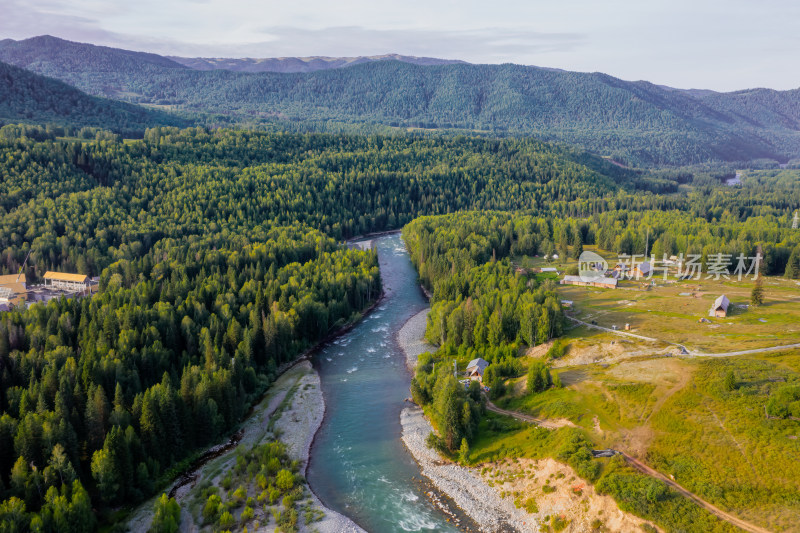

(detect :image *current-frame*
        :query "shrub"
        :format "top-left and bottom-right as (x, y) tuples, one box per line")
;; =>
(231, 485), (247, 506)
(149, 493), (181, 533)
(523, 497), (538, 513)
(218, 510), (234, 529)
(552, 515), (570, 531)
(202, 494), (222, 524)
(276, 469), (294, 492)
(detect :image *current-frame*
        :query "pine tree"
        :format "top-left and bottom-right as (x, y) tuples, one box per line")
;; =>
(557, 226), (570, 259)
(527, 361), (551, 394)
(458, 438), (470, 463)
(91, 446), (120, 504)
(69, 481), (96, 532)
(751, 277), (764, 307)
(785, 246), (800, 279)
(572, 239), (584, 260)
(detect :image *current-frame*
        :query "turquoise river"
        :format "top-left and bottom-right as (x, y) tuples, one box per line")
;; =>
(307, 233), (464, 532)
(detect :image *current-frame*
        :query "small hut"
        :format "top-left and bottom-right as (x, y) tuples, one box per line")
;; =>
(633, 262), (652, 278)
(465, 358), (489, 380)
(709, 295), (730, 318)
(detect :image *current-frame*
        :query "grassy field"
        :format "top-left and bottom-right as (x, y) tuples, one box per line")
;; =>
(515, 246), (800, 353)
(486, 347), (800, 532)
(467, 412), (739, 532)
(647, 352), (800, 532)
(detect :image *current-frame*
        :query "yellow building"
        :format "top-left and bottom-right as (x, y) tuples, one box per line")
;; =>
(42, 271), (92, 292)
(0, 273), (27, 307)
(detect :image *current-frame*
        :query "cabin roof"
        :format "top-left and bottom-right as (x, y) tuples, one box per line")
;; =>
(0, 274), (27, 295)
(713, 294), (730, 310)
(562, 275), (617, 286)
(43, 271), (89, 283)
(709, 295), (731, 317)
(466, 358), (489, 373)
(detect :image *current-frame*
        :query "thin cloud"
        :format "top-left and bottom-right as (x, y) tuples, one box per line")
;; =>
(1, 0), (799, 90)
(239, 26), (585, 61)
(0, 1), (584, 62)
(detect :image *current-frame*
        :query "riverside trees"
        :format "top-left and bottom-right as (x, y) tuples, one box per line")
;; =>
(405, 212), (566, 452)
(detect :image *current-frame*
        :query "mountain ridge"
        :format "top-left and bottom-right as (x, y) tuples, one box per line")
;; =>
(168, 53), (465, 73)
(1, 35), (799, 165)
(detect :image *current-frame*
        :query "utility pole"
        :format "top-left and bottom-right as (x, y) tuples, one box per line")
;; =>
(17, 248), (32, 283)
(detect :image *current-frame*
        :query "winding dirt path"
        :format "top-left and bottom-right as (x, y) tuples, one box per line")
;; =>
(485, 400), (772, 533)
(567, 315), (800, 357)
(621, 454), (770, 533)
(485, 400), (576, 429)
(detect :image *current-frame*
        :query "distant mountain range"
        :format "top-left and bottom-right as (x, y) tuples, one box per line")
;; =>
(1, 35), (799, 165)
(168, 54), (465, 73)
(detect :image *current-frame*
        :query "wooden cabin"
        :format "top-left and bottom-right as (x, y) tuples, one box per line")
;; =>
(709, 295), (730, 318)
(561, 275), (617, 289)
(465, 358), (489, 380)
(0, 274), (27, 307)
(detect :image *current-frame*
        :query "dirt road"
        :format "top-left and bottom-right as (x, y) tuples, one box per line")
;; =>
(485, 400), (576, 429)
(621, 453), (771, 533)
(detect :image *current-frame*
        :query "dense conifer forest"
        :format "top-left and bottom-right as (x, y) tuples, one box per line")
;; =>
(0, 61), (187, 137)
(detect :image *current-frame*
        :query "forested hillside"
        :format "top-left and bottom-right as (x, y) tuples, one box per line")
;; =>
(0, 127), (638, 530)
(403, 212), (566, 454)
(0, 61), (187, 136)
(3, 36), (800, 165)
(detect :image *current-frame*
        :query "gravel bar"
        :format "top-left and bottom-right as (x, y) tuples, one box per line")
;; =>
(278, 361), (366, 533)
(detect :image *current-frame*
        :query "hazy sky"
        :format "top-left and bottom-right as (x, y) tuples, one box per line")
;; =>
(3, 0), (799, 91)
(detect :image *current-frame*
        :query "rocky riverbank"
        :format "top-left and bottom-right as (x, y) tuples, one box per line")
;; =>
(396, 308), (434, 371)
(126, 361), (363, 533)
(397, 308), (656, 533)
(401, 407), (533, 532)
(274, 362), (366, 533)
